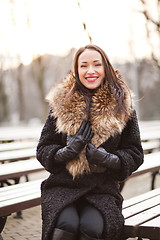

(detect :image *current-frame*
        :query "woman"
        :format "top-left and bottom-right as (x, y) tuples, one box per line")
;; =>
(36, 44), (144, 240)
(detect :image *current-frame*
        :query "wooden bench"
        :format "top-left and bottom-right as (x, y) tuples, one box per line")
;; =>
(0, 126), (43, 237)
(0, 158), (44, 182)
(0, 178), (44, 237)
(131, 151), (160, 176)
(141, 129), (160, 142)
(130, 151), (160, 190)
(139, 122), (160, 154)
(0, 141), (37, 152)
(120, 151), (160, 191)
(0, 147), (36, 163)
(142, 140), (160, 154)
(0, 126), (41, 143)
(123, 187), (160, 240)
(0, 124), (159, 239)
(0, 179), (159, 239)
(0, 179), (43, 218)
(139, 121), (160, 143)
(0, 158), (45, 219)
(0, 144), (38, 187)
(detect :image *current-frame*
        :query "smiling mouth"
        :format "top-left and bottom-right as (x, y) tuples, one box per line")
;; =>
(85, 77), (98, 82)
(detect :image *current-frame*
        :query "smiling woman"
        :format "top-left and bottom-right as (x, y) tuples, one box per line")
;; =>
(78, 49), (105, 89)
(36, 44), (144, 240)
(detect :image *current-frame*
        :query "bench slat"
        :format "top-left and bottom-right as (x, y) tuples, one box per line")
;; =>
(0, 193), (41, 217)
(0, 179), (43, 193)
(0, 179), (43, 217)
(0, 192), (40, 208)
(123, 194), (160, 239)
(139, 215), (160, 227)
(0, 183), (41, 201)
(142, 140), (160, 153)
(0, 158), (44, 180)
(0, 148), (36, 162)
(138, 216), (160, 240)
(123, 195), (160, 219)
(0, 126), (41, 142)
(0, 141), (37, 152)
(123, 188), (160, 208)
(141, 130), (160, 142)
(125, 205), (160, 225)
(131, 151), (160, 177)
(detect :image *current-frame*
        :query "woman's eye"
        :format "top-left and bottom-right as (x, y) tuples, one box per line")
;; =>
(80, 65), (87, 68)
(95, 63), (102, 66)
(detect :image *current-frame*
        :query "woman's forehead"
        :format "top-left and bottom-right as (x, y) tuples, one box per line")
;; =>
(78, 49), (103, 63)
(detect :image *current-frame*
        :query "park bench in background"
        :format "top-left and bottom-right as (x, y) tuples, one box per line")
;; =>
(0, 179), (160, 240)
(130, 151), (160, 190)
(140, 124), (160, 143)
(0, 148), (36, 163)
(142, 140), (160, 154)
(0, 178), (44, 238)
(0, 179), (43, 218)
(120, 151), (160, 191)
(0, 125), (41, 143)
(0, 129), (43, 225)
(0, 122), (160, 239)
(0, 131), (46, 237)
(0, 143), (38, 186)
(0, 158), (44, 184)
(0, 136), (40, 184)
(119, 121), (160, 191)
(123, 187), (160, 240)
(139, 121), (160, 152)
(0, 141), (37, 152)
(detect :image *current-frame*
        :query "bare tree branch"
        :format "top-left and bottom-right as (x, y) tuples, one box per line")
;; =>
(139, 10), (160, 30)
(138, 0), (160, 68)
(77, 1), (92, 44)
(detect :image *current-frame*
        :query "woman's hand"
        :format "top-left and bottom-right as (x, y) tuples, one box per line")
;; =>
(67, 120), (93, 149)
(86, 143), (121, 171)
(54, 120), (93, 164)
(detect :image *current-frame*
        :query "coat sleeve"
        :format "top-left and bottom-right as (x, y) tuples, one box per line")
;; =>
(36, 112), (65, 173)
(113, 110), (144, 181)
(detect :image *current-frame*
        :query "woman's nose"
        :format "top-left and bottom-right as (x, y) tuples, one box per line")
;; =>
(87, 65), (95, 74)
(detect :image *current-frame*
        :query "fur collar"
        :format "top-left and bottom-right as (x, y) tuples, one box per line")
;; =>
(46, 71), (133, 178)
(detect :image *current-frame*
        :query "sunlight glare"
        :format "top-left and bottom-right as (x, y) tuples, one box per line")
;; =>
(0, 0), (156, 68)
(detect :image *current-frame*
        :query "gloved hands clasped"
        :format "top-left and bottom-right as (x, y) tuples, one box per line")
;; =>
(54, 120), (93, 164)
(86, 143), (121, 171)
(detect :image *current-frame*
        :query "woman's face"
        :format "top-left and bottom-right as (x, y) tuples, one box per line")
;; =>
(78, 49), (105, 89)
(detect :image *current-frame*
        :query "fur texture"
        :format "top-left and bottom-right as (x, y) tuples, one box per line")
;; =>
(37, 78), (143, 239)
(46, 72), (133, 178)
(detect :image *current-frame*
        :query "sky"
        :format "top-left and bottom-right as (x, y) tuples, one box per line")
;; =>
(0, 0), (156, 69)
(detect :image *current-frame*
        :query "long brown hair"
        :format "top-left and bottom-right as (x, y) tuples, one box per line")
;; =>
(72, 44), (132, 117)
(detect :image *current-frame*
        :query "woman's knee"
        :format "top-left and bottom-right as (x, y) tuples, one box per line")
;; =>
(56, 204), (79, 233)
(79, 204), (104, 238)
(80, 223), (103, 238)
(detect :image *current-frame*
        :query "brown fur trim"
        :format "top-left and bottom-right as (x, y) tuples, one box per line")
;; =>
(46, 71), (132, 178)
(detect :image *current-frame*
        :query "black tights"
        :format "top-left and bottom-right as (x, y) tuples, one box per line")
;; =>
(55, 201), (104, 238)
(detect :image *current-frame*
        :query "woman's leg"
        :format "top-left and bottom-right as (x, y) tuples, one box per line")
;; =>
(56, 203), (79, 234)
(51, 204), (79, 240)
(79, 202), (104, 239)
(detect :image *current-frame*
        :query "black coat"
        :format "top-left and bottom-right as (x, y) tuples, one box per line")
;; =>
(36, 73), (144, 240)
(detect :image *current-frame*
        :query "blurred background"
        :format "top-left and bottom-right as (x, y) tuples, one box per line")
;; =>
(0, 0), (160, 126)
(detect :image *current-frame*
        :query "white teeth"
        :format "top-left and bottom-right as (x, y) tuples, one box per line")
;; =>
(86, 77), (97, 80)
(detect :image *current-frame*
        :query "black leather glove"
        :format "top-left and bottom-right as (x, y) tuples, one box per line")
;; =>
(54, 120), (93, 164)
(86, 143), (121, 171)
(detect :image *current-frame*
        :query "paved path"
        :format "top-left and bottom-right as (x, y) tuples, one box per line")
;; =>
(1, 172), (160, 240)
(2, 206), (41, 240)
